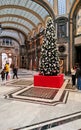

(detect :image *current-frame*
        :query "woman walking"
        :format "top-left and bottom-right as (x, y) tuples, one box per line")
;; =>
(71, 66), (76, 87)
(12, 65), (18, 79)
(4, 62), (10, 80)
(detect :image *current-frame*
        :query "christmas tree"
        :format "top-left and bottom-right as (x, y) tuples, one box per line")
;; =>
(39, 18), (60, 76)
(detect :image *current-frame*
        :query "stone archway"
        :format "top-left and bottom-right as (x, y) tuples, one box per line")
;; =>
(0, 48), (19, 69)
(69, 0), (80, 68)
(2, 53), (8, 69)
(0, 49), (13, 69)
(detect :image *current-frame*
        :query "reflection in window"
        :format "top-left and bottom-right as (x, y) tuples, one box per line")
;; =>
(58, 0), (66, 15)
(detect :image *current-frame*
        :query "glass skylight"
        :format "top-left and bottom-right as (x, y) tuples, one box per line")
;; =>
(47, 0), (54, 7)
(58, 0), (66, 15)
(0, 0), (53, 36)
(2, 23), (29, 34)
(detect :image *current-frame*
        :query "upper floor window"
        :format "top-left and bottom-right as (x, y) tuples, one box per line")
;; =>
(57, 19), (67, 38)
(58, 0), (66, 15)
(58, 23), (66, 38)
(2, 38), (13, 46)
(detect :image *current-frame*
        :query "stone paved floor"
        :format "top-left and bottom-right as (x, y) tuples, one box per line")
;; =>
(0, 69), (81, 130)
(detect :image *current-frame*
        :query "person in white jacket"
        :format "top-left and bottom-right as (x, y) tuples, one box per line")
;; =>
(71, 66), (76, 87)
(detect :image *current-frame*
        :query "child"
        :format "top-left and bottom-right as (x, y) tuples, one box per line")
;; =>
(1, 69), (5, 81)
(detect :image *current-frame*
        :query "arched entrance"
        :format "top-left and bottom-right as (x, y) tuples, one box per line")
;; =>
(2, 52), (12, 69)
(69, 0), (81, 68)
(2, 53), (8, 69)
(75, 46), (81, 66)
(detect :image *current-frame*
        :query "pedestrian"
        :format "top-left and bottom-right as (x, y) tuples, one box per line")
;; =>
(1, 68), (5, 81)
(4, 62), (10, 80)
(76, 66), (81, 90)
(13, 65), (18, 79)
(71, 66), (76, 87)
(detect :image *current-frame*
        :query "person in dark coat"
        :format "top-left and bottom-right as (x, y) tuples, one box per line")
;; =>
(12, 65), (18, 79)
(76, 66), (81, 90)
(1, 69), (5, 81)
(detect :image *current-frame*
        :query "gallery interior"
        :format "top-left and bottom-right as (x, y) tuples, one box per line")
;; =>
(0, 0), (81, 74)
(0, 0), (81, 130)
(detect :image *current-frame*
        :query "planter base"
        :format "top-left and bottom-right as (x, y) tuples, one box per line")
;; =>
(34, 74), (64, 88)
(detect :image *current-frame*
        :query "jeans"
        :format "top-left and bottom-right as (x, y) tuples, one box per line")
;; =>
(77, 77), (81, 90)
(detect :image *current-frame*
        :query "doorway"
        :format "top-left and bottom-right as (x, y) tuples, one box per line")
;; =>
(75, 46), (81, 65)
(2, 53), (8, 69)
(2, 53), (12, 69)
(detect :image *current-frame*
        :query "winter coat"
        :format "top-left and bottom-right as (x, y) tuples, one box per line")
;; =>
(4, 64), (10, 72)
(76, 68), (81, 78)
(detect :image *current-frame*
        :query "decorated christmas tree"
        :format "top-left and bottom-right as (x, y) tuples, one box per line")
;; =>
(39, 18), (60, 76)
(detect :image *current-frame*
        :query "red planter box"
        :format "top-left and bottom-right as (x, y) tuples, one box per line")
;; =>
(34, 74), (64, 88)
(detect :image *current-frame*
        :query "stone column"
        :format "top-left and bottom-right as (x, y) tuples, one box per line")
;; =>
(69, 18), (73, 68)
(53, 0), (58, 15)
(66, 0), (70, 14)
(0, 54), (2, 69)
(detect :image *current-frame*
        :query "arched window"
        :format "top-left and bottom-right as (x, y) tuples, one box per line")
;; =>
(57, 18), (67, 38)
(58, 0), (66, 15)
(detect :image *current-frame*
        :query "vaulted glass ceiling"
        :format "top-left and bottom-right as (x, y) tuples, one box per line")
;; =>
(0, 0), (54, 38)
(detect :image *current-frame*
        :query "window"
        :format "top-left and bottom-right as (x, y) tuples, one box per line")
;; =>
(2, 38), (12, 46)
(58, 0), (66, 15)
(6, 39), (9, 45)
(57, 21), (67, 38)
(10, 40), (12, 46)
(2, 39), (6, 45)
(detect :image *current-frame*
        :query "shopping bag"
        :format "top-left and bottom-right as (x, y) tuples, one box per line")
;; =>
(8, 74), (10, 80)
